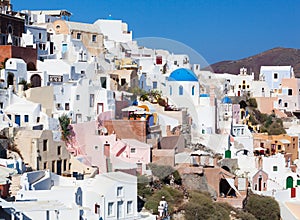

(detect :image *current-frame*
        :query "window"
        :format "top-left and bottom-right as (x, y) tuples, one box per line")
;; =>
(90, 94), (94, 107)
(192, 86), (195, 96)
(52, 161), (55, 172)
(57, 146), (61, 155)
(92, 35), (97, 42)
(43, 140), (48, 151)
(156, 56), (162, 65)
(63, 159), (67, 171)
(121, 78), (126, 86)
(95, 203), (100, 214)
(288, 89), (293, 96)
(278, 145), (281, 150)
(44, 162), (47, 169)
(94, 146), (99, 150)
(131, 148), (136, 153)
(108, 202), (114, 216)
(56, 103), (61, 109)
(0, 102), (3, 109)
(76, 95), (80, 100)
(76, 33), (81, 39)
(284, 103), (288, 108)
(39, 33), (42, 39)
(100, 77), (107, 89)
(65, 103), (70, 110)
(7, 114), (11, 120)
(24, 115), (29, 122)
(274, 73), (278, 79)
(56, 25), (60, 29)
(273, 166), (278, 171)
(179, 85), (183, 95)
(127, 201), (133, 214)
(117, 186), (123, 197)
(153, 81), (157, 89)
(169, 86), (172, 95)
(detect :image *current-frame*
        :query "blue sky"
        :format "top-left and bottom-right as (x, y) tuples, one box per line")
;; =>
(13, 0), (299, 65)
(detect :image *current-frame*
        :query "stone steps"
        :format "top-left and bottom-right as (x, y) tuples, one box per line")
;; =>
(9, 174), (21, 197)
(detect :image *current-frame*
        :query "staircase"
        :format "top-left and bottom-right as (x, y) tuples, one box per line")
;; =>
(9, 174), (21, 197)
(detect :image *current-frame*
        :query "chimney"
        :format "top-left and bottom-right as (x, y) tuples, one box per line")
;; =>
(104, 141), (110, 158)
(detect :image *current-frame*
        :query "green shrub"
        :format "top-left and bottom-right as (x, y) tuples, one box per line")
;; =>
(244, 193), (280, 220)
(137, 175), (152, 199)
(144, 186), (183, 214)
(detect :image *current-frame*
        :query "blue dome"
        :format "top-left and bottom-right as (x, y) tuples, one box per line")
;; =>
(222, 97), (232, 104)
(168, 68), (198, 82)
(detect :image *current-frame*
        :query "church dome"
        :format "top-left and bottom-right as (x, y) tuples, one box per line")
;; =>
(168, 68), (198, 82)
(221, 96), (232, 104)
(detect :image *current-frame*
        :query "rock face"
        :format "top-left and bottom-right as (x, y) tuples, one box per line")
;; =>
(206, 47), (300, 79)
(182, 173), (217, 199)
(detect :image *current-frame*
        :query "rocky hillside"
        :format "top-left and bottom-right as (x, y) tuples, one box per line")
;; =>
(206, 47), (300, 79)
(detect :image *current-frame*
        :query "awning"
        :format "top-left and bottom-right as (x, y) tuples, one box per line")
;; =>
(225, 178), (242, 197)
(121, 106), (145, 112)
(254, 147), (267, 151)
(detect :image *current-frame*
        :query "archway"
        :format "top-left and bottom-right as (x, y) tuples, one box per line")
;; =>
(219, 178), (236, 197)
(30, 74), (41, 88)
(221, 166), (231, 173)
(286, 176), (293, 189)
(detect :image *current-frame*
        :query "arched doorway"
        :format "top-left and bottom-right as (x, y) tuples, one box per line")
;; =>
(30, 74), (41, 88)
(219, 178), (236, 197)
(286, 176), (293, 189)
(7, 72), (14, 87)
(221, 166), (231, 173)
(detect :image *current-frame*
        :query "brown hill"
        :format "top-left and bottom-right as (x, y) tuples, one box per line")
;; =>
(206, 47), (300, 79)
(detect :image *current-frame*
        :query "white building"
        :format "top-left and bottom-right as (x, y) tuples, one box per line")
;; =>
(94, 18), (132, 43)
(0, 58), (27, 90)
(53, 78), (115, 123)
(1, 170), (140, 220)
(260, 66), (294, 92)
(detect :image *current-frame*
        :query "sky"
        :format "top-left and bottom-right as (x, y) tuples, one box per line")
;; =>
(13, 0), (300, 65)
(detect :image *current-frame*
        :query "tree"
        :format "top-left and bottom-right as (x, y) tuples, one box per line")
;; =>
(59, 114), (72, 143)
(248, 98), (258, 108)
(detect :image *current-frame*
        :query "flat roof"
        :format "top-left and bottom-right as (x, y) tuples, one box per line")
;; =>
(29, 10), (72, 17)
(1, 200), (71, 212)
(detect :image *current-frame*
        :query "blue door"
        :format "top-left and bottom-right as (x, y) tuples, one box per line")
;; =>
(15, 115), (20, 126)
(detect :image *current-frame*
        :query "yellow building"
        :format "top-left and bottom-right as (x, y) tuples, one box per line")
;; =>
(53, 20), (104, 57)
(253, 133), (298, 161)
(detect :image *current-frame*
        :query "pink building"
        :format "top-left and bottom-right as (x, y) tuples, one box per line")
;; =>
(67, 121), (151, 175)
